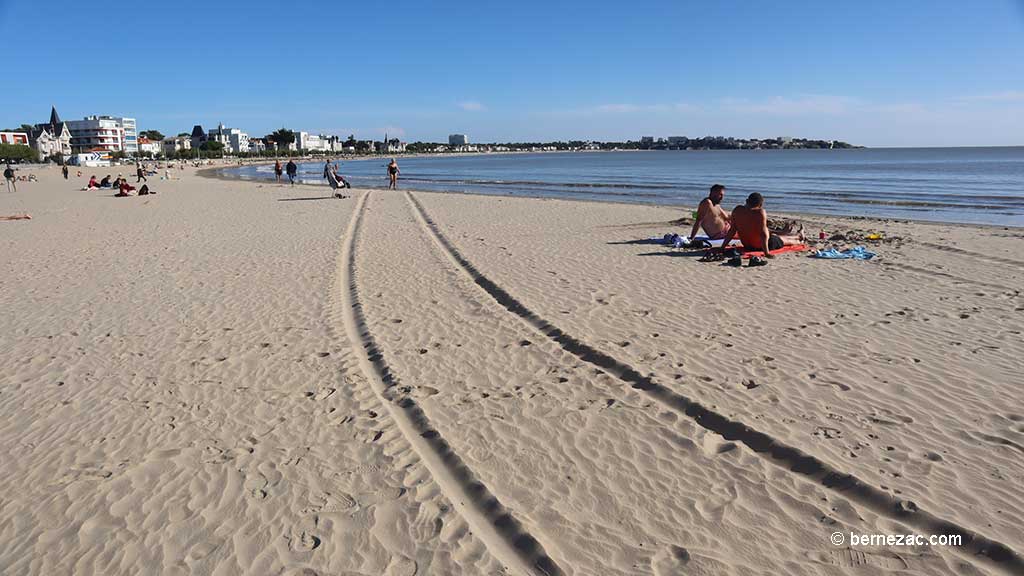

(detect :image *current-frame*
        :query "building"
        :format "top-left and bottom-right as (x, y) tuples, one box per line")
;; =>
(162, 136), (192, 155)
(383, 138), (406, 153)
(0, 132), (30, 145)
(66, 116), (132, 153)
(207, 123), (249, 154)
(26, 106), (73, 159)
(295, 131), (324, 152)
(190, 125), (206, 150)
(137, 137), (161, 156)
(448, 134), (468, 146)
(117, 117), (138, 153)
(248, 138), (267, 154)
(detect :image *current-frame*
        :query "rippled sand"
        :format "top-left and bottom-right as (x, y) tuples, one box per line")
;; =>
(1, 165), (1021, 575)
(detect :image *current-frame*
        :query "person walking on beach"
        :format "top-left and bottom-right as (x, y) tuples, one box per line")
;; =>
(4, 165), (16, 192)
(136, 163), (147, 183)
(285, 159), (297, 185)
(689, 183), (731, 240)
(62, 165), (69, 180)
(274, 160), (283, 183)
(323, 159), (333, 180)
(387, 159), (400, 190)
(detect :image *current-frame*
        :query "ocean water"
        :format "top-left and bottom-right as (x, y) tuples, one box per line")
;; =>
(222, 147), (1024, 226)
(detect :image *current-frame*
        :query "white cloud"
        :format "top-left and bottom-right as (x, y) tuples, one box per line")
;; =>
(458, 101), (485, 111)
(719, 95), (859, 116)
(581, 102), (698, 114)
(954, 91), (1024, 103)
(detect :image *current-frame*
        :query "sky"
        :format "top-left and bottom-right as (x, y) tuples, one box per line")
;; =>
(2, 0), (1023, 147)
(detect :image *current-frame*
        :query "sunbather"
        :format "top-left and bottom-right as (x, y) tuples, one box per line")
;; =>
(718, 193), (804, 258)
(689, 184), (731, 240)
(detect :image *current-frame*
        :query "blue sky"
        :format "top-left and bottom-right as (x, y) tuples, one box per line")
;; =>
(2, 0), (1022, 146)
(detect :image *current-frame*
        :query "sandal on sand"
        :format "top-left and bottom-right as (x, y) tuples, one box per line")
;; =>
(699, 250), (725, 262)
(749, 256), (768, 267)
(727, 256), (743, 267)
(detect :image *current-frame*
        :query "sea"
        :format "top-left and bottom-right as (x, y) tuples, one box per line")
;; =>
(222, 147), (1024, 227)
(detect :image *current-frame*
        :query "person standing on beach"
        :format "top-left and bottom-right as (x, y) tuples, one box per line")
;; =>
(323, 159), (333, 181)
(387, 159), (400, 190)
(285, 159), (297, 185)
(136, 163), (147, 183)
(274, 160), (283, 183)
(62, 165), (69, 180)
(689, 183), (731, 240)
(4, 165), (16, 192)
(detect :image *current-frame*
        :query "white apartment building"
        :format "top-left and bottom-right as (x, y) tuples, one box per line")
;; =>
(117, 117), (138, 153)
(207, 123), (250, 154)
(66, 116), (126, 153)
(161, 136), (192, 155)
(295, 131), (323, 152)
(137, 137), (162, 156)
(448, 134), (468, 146)
(296, 132), (344, 152)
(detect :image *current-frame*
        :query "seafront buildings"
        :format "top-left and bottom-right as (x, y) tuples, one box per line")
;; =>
(448, 134), (468, 146)
(65, 115), (138, 154)
(161, 136), (191, 156)
(206, 123), (250, 154)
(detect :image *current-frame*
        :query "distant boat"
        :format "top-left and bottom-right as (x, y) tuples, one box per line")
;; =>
(829, 140), (835, 150)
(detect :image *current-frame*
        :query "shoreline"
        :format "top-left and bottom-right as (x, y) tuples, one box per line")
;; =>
(198, 163), (1024, 232)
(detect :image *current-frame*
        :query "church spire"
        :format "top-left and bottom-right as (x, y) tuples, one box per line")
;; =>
(49, 105), (61, 129)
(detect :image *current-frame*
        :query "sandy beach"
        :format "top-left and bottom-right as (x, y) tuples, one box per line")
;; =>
(1, 165), (1022, 576)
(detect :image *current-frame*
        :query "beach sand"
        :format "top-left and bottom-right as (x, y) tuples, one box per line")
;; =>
(1, 165), (1022, 575)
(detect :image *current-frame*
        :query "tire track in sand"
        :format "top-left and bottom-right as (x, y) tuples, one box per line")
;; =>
(404, 190), (1024, 576)
(331, 191), (564, 576)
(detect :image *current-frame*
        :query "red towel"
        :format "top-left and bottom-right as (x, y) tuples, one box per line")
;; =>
(741, 244), (809, 258)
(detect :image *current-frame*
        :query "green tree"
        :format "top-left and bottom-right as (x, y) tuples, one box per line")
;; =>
(270, 128), (295, 149)
(177, 132), (189, 137)
(0, 143), (37, 162)
(200, 141), (225, 152)
(140, 130), (165, 141)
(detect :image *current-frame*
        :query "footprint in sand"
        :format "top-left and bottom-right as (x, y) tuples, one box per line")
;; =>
(303, 490), (357, 515)
(312, 387), (336, 401)
(652, 545), (690, 576)
(806, 548), (909, 571)
(286, 530), (321, 553)
(244, 471), (269, 500)
(384, 555), (417, 576)
(411, 501), (444, 543)
(701, 434), (737, 457)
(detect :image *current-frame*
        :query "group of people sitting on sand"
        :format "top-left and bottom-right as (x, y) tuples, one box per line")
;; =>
(84, 174), (155, 196)
(690, 184), (804, 258)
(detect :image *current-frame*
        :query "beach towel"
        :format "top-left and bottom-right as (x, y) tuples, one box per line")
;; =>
(741, 244), (810, 258)
(654, 234), (740, 249)
(811, 246), (876, 260)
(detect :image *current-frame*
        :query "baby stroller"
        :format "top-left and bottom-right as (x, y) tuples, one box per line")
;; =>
(326, 169), (351, 198)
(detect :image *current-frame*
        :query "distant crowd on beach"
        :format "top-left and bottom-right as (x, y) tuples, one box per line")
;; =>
(268, 157), (402, 192)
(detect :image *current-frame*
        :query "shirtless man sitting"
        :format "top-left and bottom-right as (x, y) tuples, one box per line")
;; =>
(689, 184), (730, 240)
(718, 192), (803, 258)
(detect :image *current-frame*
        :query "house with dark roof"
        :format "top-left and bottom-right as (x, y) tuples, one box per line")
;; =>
(28, 106), (72, 159)
(190, 125), (206, 150)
